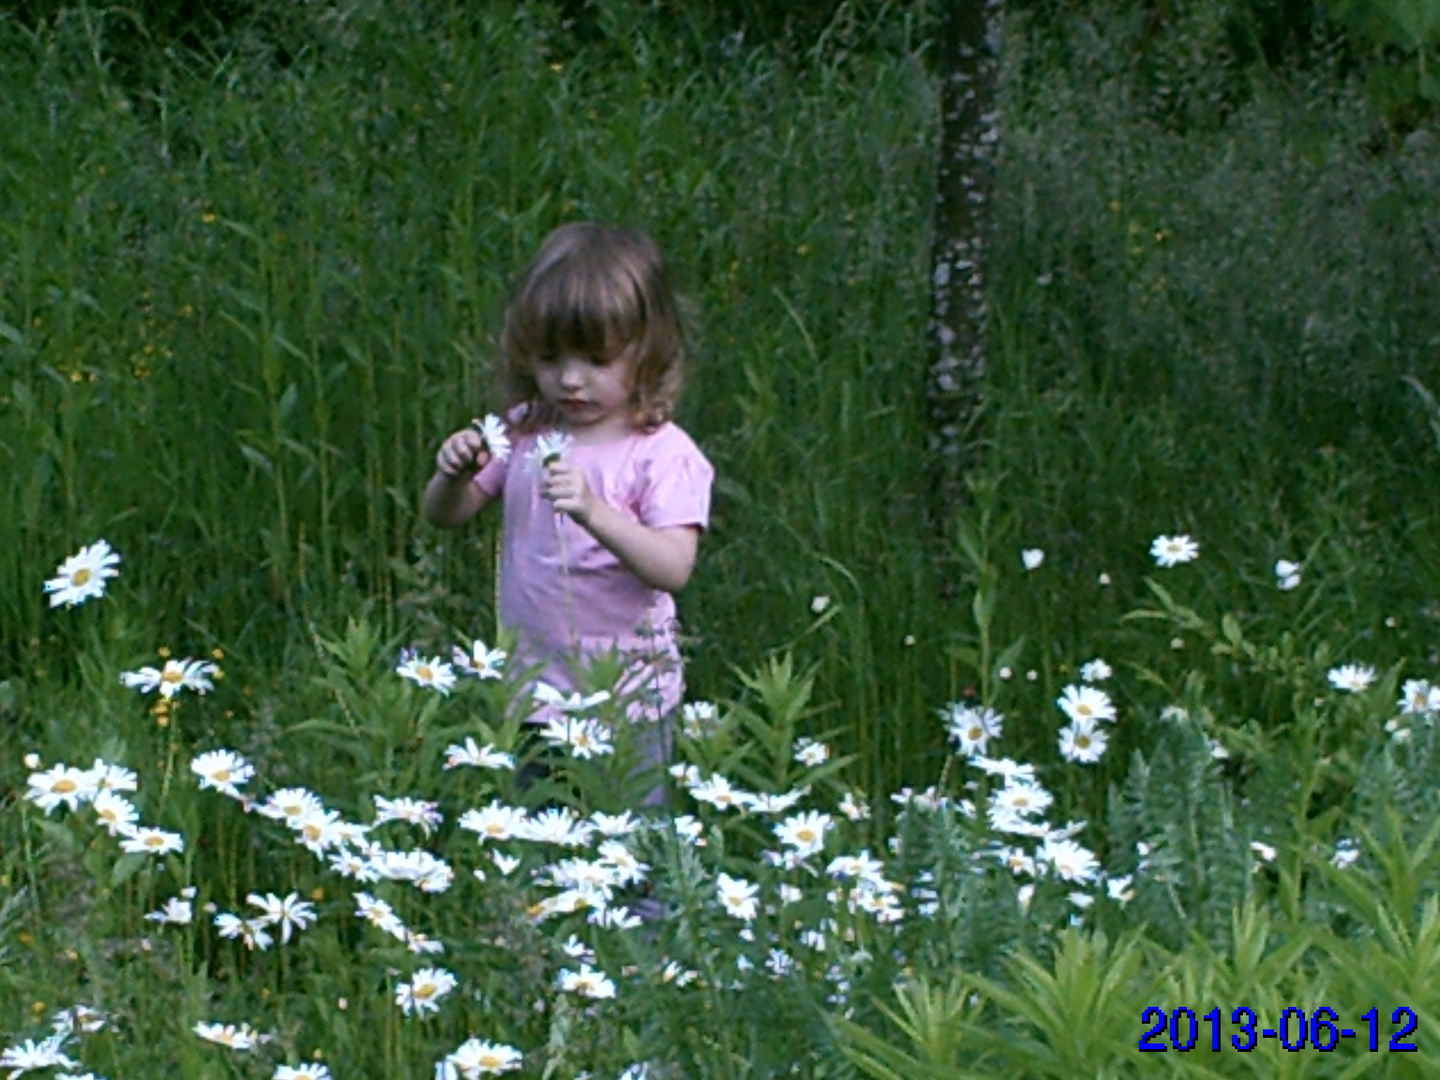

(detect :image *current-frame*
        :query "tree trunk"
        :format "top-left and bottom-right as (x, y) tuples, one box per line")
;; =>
(925, 0), (1002, 539)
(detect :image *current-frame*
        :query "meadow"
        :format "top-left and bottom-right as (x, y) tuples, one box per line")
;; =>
(4, 1), (1440, 1077)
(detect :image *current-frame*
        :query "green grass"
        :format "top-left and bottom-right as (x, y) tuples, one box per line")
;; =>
(5, 1), (1440, 1073)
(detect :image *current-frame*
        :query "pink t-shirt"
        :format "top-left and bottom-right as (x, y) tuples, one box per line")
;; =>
(474, 412), (713, 724)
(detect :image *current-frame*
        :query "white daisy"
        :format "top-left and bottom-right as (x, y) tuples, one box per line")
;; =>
(458, 801), (528, 843)
(532, 681), (611, 713)
(471, 414), (513, 462)
(794, 737), (830, 766)
(444, 1037), (523, 1076)
(215, 912), (274, 951)
(1150, 534), (1199, 567)
(1328, 664), (1375, 693)
(374, 796), (443, 837)
(120, 827), (184, 856)
(247, 892), (316, 944)
(193, 1022), (261, 1050)
(749, 788), (807, 815)
(941, 703), (1003, 756)
(452, 638), (506, 680)
(1275, 559), (1301, 590)
(775, 811), (832, 858)
(44, 539), (121, 608)
(1079, 658), (1112, 682)
(1058, 719), (1108, 764)
(26, 764), (98, 813)
(1398, 679), (1440, 715)
(274, 1064), (332, 1080)
(145, 896), (194, 925)
(91, 790), (139, 835)
(84, 759), (138, 793)
(689, 773), (754, 812)
(120, 658), (216, 698)
(680, 700), (720, 738)
(444, 737), (514, 770)
(716, 873), (759, 922)
(1056, 684), (1116, 724)
(396, 652), (456, 695)
(558, 963), (617, 999)
(1, 1035), (77, 1073)
(396, 967), (456, 1016)
(525, 430), (573, 471)
(191, 750), (254, 798)
(539, 715), (614, 759)
(1039, 837), (1100, 883)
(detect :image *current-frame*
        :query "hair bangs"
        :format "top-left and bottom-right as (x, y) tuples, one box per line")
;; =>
(512, 255), (640, 362)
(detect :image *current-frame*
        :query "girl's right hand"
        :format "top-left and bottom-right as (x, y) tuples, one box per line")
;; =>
(435, 429), (492, 480)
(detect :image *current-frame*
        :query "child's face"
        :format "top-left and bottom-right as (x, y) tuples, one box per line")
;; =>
(532, 343), (638, 437)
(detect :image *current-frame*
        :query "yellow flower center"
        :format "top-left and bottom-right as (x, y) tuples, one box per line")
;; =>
(213, 769), (230, 782)
(54, 778), (77, 794)
(162, 668), (184, 683)
(1077, 704), (1092, 717)
(303, 823), (322, 841)
(414, 982), (437, 1000)
(796, 827), (816, 843)
(417, 665), (433, 681)
(1076, 735), (1091, 750)
(967, 725), (982, 740)
(144, 834), (165, 847)
(72, 568), (92, 586)
(478, 1054), (504, 1070)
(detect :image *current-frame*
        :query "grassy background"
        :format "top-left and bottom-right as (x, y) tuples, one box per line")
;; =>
(2, 0), (1439, 800)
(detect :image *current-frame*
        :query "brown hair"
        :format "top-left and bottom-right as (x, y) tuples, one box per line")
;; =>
(495, 223), (686, 436)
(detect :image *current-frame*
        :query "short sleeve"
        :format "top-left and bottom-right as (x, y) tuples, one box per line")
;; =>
(637, 427), (714, 531)
(474, 453), (506, 498)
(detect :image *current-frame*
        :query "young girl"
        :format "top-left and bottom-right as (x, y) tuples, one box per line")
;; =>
(423, 223), (713, 795)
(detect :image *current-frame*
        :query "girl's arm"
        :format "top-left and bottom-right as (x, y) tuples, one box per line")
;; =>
(423, 430), (495, 527)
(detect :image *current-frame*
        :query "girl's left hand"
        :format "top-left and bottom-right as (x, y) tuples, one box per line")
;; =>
(543, 461), (596, 523)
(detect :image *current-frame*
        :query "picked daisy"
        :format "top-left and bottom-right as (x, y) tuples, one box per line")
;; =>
(471, 414), (513, 462)
(1328, 663), (1375, 693)
(396, 650), (456, 695)
(526, 430), (573, 471)
(1150, 534), (1199, 567)
(44, 539), (121, 608)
